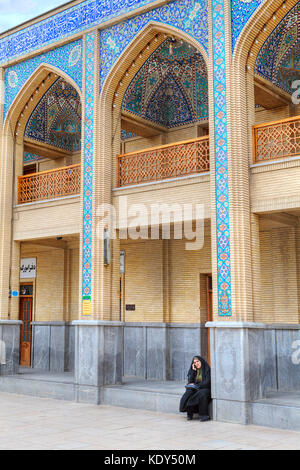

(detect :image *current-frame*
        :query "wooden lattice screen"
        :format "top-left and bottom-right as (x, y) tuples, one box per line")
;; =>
(253, 116), (300, 163)
(18, 164), (81, 204)
(117, 137), (210, 187)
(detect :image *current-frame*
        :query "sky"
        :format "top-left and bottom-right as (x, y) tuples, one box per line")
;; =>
(0, 0), (68, 33)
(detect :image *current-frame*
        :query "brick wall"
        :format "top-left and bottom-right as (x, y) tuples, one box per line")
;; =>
(120, 223), (211, 323)
(20, 244), (79, 322)
(259, 227), (299, 323)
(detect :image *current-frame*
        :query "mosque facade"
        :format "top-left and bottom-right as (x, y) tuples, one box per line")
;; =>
(0, 0), (299, 428)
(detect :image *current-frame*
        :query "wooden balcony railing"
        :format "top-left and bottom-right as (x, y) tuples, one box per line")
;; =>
(117, 136), (210, 187)
(253, 115), (300, 163)
(18, 164), (81, 204)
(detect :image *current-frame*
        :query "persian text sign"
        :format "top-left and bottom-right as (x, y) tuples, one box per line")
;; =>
(20, 258), (36, 279)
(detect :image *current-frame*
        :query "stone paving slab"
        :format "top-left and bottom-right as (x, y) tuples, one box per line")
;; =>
(0, 392), (299, 450)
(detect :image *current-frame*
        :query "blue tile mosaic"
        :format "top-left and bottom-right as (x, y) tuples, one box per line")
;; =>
(255, 3), (300, 95)
(99, 0), (208, 91)
(4, 39), (83, 122)
(24, 152), (44, 164)
(231, 0), (263, 51)
(122, 38), (208, 127)
(213, 0), (231, 316)
(25, 78), (82, 152)
(0, 0), (158, 65)
(82, 31), (96, 303)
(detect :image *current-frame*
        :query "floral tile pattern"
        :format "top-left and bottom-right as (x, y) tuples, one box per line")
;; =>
(212, 0), (232, 316)
(0, 0), (158, 65)
(82, 32), (96, 303)
(122, 38), (208, 127)
(231, 0), (263, 51)
(4, 39), (83, 121)
(25, 78), (82, 152)
(255, 3), (300, 95)
(99, 0), (208, 91)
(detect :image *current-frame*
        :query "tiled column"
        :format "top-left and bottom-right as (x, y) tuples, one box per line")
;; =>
(81, 31), (96, 318)
(210, 0), (233, 318)
(210, 0), (255, 320)
(208, 0), (260, 423)
(75, 32), (123, 402)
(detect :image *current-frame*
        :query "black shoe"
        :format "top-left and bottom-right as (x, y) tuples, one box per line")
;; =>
(199, 415), (210, 422)
(187, 413), (193, 421)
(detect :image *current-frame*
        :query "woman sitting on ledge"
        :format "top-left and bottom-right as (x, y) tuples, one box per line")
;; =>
(179, 355), (211, 422)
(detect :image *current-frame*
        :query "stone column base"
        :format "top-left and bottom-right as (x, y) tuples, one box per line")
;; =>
(206, 321), (300, 425)
(73, 321), (123, 404)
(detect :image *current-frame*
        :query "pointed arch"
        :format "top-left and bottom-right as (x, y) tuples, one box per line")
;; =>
(92, 21), (211, 318)
(4, 63), (82, 143)
(233, 0), (299, 73)
(100, 21), (208, 106)
(122, 36), (208, 127)
(97, 21), (210, 191)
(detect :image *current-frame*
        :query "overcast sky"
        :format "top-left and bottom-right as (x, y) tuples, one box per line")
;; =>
(0, 0), (68, 33)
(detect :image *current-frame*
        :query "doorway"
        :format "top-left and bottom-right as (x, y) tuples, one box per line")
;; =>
(19, 284), (33, 367)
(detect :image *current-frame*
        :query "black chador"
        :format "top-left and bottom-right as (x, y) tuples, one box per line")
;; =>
(179, 355), (211, 420)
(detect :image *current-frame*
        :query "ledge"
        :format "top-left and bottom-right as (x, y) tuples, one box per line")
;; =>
(72, 320), (124, 327)
(14, 195), (80, 211)
(72, 321), (206, 328)
(31, 321), (70, 326)
(113, 172), (210, 193)
(0, 320), (22, 325)
(205, 321), (300, 330)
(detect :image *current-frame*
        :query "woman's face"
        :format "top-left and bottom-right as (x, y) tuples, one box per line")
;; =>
(193, 358), (202, 369)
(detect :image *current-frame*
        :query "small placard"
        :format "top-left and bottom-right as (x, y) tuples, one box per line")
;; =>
(82, 299), (92, 316)
(126, 304), (136, 311)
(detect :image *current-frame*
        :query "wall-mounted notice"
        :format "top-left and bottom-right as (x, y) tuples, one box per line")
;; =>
(20, 258), (36, 279)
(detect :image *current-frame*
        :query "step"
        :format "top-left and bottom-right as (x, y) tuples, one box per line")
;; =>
(0, 370), (76, 401)
(101, 378), (185, 414)
(251, 392), (300, 432)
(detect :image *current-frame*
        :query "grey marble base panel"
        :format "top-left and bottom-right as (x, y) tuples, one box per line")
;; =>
(0, 321), (22, 376)
(207, 322), (300, 425)
(73, 322), (206, 403)
(31, 322), (75, 373)
(123, 323), (208, 381)
(31, 322), (208, 385)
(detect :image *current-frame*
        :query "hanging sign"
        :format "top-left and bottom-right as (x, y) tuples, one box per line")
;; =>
(20, 258), (36, 279)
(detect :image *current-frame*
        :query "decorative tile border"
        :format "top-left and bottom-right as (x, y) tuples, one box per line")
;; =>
(231, 0), (263, 51)
(4, 39), (83, 121)
(0, 0), (158, 65)
(99, 0), (208, 90)
(212, 0), (231, 315)
(82, 31), (95, 309)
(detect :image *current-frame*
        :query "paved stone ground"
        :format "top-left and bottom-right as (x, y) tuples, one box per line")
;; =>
(0, 392), (299, 450)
